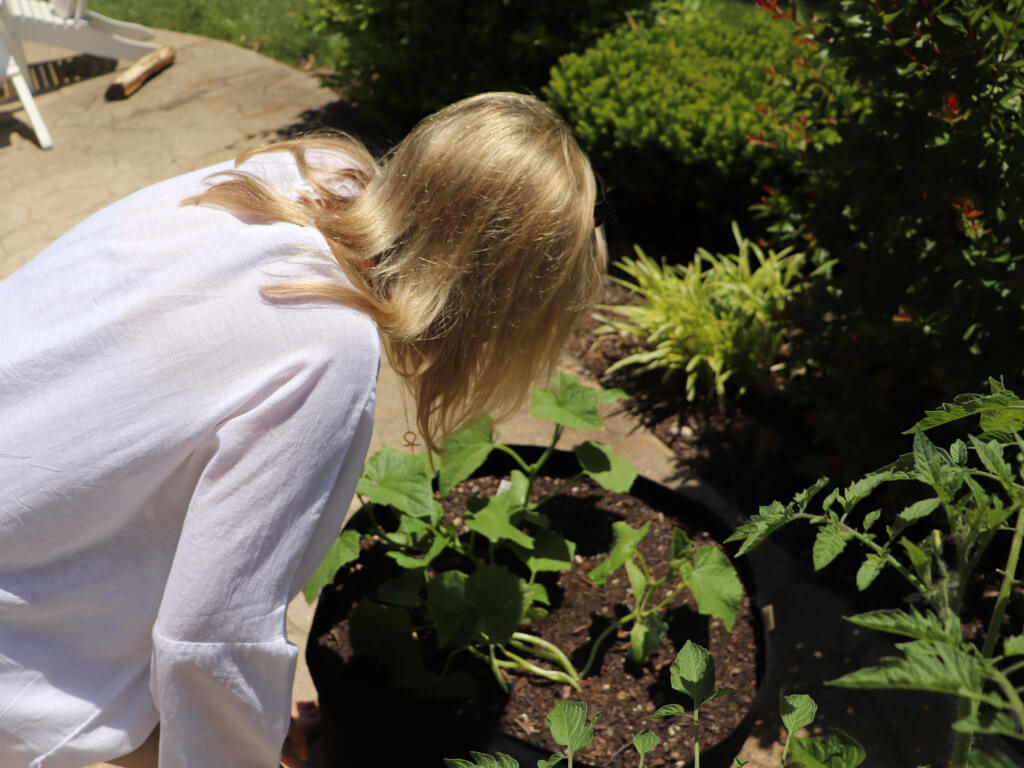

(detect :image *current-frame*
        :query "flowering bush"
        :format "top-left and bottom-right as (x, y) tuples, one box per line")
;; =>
(750, 0), (1024, 478)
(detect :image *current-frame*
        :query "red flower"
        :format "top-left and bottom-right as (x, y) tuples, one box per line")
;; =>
(953, 198), (982, 219)
(944, 90), (961, 116)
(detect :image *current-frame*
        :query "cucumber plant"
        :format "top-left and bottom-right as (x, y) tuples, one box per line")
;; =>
(304, 374), (637, 695)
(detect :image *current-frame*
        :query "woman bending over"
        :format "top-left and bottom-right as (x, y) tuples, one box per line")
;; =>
(0, 92), (605, 768)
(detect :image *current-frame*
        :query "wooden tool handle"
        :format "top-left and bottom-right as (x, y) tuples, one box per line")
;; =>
(105, 46), (175, 100)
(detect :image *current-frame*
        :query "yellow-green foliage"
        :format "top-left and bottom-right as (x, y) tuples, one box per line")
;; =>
(600, 224), (805, 405)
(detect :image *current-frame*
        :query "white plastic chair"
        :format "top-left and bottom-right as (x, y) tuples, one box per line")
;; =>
(1, 17), (52, 148)
(0, 1), (158, 149)
(2, 0), (158, 62)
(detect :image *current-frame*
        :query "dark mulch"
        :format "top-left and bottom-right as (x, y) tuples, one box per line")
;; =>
(571, 279), (817, 521)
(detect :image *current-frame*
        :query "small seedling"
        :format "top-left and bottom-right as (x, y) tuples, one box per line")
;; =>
(584, 523), (743, 671)
(652, 640), (737, 768)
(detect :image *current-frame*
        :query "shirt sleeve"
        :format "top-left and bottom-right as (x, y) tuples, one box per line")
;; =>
(149, 348), (376, 768)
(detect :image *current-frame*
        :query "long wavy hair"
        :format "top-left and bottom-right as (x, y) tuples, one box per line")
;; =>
(186, 92), (607, 450)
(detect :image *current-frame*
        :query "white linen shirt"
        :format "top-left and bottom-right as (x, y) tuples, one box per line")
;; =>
(0, 150), (380, 767)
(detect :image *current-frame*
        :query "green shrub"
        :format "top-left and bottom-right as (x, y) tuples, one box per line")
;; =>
(544, 1), (858, 256)
(305, 0), (642, 138)
(751, 1), (1024, 479)
(598, 223), (806, 405)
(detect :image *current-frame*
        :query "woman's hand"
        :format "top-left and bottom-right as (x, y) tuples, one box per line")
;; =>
(281, 700), (321, 768)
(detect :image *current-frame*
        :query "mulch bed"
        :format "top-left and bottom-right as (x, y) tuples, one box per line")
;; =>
(309, 472), (761, 768)
(570, 280), (816, 521)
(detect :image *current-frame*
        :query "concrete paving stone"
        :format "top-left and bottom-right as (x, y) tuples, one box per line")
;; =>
(29, 184), (109, 228)
(1, 227), (46, 278)
(0, 201), (29, 238)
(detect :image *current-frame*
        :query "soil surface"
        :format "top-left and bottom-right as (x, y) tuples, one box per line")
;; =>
(309, 473), (761, 768)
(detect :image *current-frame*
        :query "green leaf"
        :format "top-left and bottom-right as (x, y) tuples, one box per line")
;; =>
(856, 554), (886, 591)
(377, 568), (425, 607)
(952, 710), (1020, 738)
(971, 437), (1015, 487)
(1002, 634), (1024, 656)
(670, 640), (715, 709)
(845, 608), (949, 643)
(530, 372), (623, 431)
(358, 447), (436, 519)
(950, 439), (968, 466)
(813, 522), (853, 571)
(980, 403), (1024, 434)
(793, 476), (831, 507)
(628, 614), (667, 665)
(588, 521), (649, 587)
(871, 453), (915, 480)
(537, 755), (566, 768)
(426, 571), (476, 649)
(465, 485), (535, 549)
(905, 390), (1024, 433)
(726, 500), (793, 556)
(546, 700), (599, 752)
(520, 580), (550, 622)
(901, 537), (931, 578)
(466, 565), (522, 645)
(302, 528), (360, 602)
(840, 473), (886, 512)
(828, 640), (986, 696)
(651, 703), (689, 718)
(438, 416), (495, 497)
(386, 531), (449, 570)
(444, 752), (520, 768)
(681, 546), (743, 631)
(670, 527), (694, 570)
(780, 694), (817, 735)
(633, 729), (659, 757)
(521, 529), (576, 574)
(347, 601), (426, 689)
(625, 559), (647, 604)
(912, 429), (950, 494)
(965, 748), (1022, 768)
(862, 510), (881, 531)
(789, 728), (865, 768)
(894, 498), (941, 535)
(575, 441), (636, 493)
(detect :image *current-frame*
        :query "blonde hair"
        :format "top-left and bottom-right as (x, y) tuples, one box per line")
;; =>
(187, 92), (607, 450)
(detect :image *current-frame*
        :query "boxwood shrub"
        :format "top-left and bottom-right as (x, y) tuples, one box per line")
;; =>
(544, 1), (857, 257)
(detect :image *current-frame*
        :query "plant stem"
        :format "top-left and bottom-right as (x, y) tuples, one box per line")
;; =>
(509, 632), (582, 687)
(581, 612), (637, 678)
(981, 505), (1024, 660)
(989, 667), (1024, 734)
(528, 425), (564, 490)
(498, 646), (582, 690)
(950, 503), (1024, 766)
(531, 472), (586, 511)
(494, 443), (532, 476)
(471, 644), (509, 694)
(693, 708), (701, 768)
(843, 522), (929, 596)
